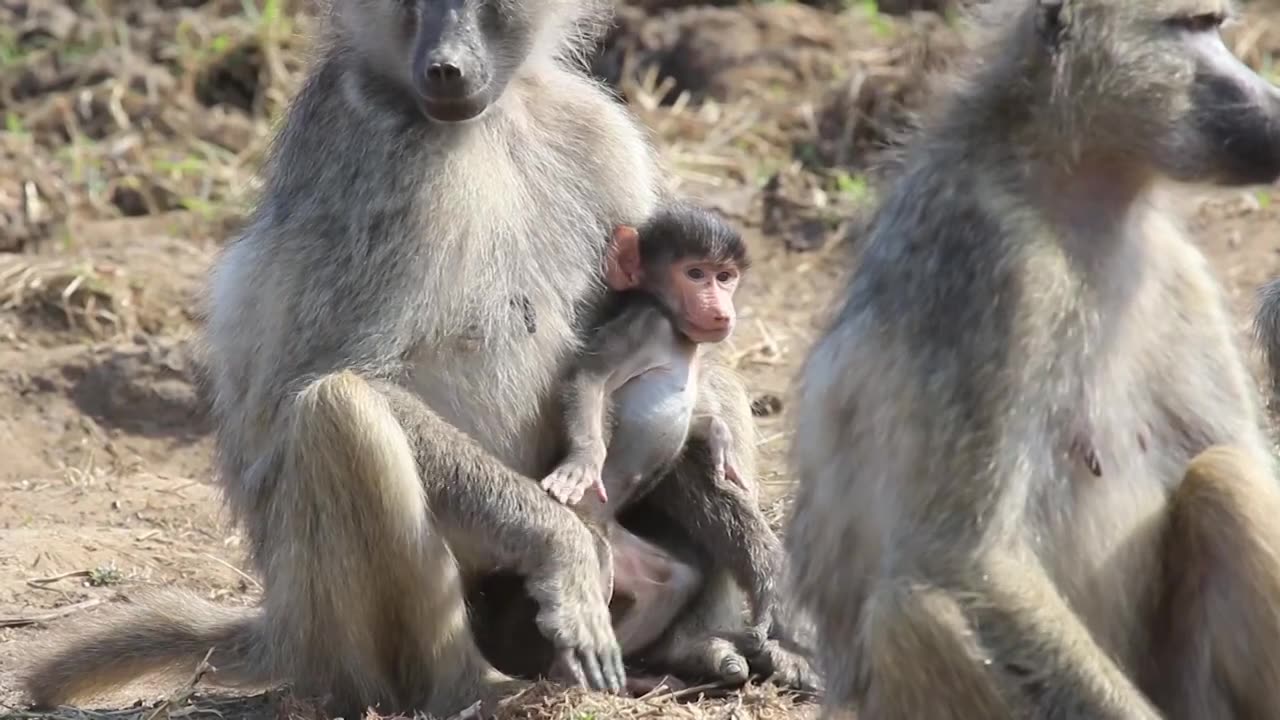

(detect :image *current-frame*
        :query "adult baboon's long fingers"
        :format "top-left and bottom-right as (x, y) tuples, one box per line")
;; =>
(556, 649), (591, 688)
(605, 641), (626, 692)
(579, 650), (608, 692)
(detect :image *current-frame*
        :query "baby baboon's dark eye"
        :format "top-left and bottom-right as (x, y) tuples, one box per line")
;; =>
(687, 268), (705, 281)
(1170, 12), (1225, 33)
(716, 271), (733, 283)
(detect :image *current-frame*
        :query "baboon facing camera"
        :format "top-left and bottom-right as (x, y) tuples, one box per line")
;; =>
(16, 0), (808, 716)
(788, 1), (1280, 719)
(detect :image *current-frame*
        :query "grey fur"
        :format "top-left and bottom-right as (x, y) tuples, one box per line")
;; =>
(786, 1), (1280, 718)
(1254, 277), (1280, 414)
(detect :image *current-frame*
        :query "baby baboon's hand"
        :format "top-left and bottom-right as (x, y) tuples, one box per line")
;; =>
(541, 456), (607, 505)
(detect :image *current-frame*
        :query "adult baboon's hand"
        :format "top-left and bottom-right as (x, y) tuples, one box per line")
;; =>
(528, 525), (625, 693)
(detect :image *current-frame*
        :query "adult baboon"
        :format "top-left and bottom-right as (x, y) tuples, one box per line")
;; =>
(787, 0), (1280, 718)
(18, 0), (807, 716)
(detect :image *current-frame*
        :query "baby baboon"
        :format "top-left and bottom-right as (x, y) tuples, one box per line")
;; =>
(537, 202), (777, 661)
(542, 203), (751, 509)
(470, 205), (817, 691)
(787, 1), (1280, 718)
(17, 0), (793, 716)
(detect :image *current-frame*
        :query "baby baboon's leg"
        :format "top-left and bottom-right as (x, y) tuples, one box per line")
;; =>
(853, 581), (1022, 720)
(280, 371), (509, 716)
(642, 569), (753, 683)
(1149, 445), (1280, 720)
(638, 364), (819, 691)
(610, 526), (703, 653)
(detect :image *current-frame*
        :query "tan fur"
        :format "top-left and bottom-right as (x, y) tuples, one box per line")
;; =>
(786, 0), (1280, 717)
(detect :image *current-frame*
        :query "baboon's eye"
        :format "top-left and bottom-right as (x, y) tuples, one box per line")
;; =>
(687, 268), (706, 281)
(1169, 12), (1226, 33)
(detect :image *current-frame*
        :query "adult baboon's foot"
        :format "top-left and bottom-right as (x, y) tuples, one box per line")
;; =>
(747, 638), (823, 693)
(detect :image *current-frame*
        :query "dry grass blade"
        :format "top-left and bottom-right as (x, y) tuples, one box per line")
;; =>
(0, 256), (133, 338)
(0, 597), (107, 628)
(141, 647), (216, 720)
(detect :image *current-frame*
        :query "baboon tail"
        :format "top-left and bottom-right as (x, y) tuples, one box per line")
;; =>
(21, 588), (271, 708)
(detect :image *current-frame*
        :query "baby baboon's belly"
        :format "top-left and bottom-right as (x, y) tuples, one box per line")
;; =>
(603, 366), (698, 505)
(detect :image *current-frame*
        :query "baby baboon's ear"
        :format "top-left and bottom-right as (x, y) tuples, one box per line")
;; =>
(1035, 0), (1071, 50)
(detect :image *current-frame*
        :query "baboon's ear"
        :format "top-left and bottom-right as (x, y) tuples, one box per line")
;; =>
(605, 225), (643, 291)
(1035, 0), (1071, 50)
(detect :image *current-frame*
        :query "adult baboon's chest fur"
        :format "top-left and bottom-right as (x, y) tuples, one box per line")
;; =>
(1024, 214), (1233, 675)
(405, 75), (661, 476)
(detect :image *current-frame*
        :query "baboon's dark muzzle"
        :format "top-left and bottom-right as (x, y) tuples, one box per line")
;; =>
(1194, 70), (1280, 186)
(411, 0), (493, 123)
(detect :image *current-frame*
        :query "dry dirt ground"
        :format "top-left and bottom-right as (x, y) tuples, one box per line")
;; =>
(1, 1), (1279, 719)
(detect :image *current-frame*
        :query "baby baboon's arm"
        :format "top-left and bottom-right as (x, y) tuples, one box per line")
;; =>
(543, 303), (672, 507)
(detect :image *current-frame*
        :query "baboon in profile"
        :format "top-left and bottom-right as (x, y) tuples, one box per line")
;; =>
(786, 0), (1280, 718)
(17, 0), (809, 716)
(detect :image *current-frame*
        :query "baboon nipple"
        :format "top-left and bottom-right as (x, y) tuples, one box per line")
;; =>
(1070, 433), (1103, 477)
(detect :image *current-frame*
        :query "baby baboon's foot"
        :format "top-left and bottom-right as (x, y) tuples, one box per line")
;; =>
(657, 635), (750, 687)
(541, 457), (606, 505)
(698, 636), (750, 685)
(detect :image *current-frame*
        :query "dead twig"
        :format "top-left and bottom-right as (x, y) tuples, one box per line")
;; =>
(27, 569), (94, 586)
(142, 646), (217, 720)
(200, 553), (262, 591)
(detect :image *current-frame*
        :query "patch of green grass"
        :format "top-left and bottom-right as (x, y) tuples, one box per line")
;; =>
(1257, 189), (1273, 210)
(853, 0), (895, 37)
(833, 170), (871, 204)
(180, 196), (222, 219)
(56, 228), (77, 253)
(0, 28), (21, 66)
(6, 111), (26, 135)
(241, 0), (294, 39)
(1261, 53), (1280, 85)
(89, 562), (125, 587)
(154, 155), (209, 177)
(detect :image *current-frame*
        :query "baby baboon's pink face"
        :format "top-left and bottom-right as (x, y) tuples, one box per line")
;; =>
(668, 259), (740, 344)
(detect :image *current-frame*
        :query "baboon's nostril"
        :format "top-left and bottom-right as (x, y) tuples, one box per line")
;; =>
(427, 62), (463, 83)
